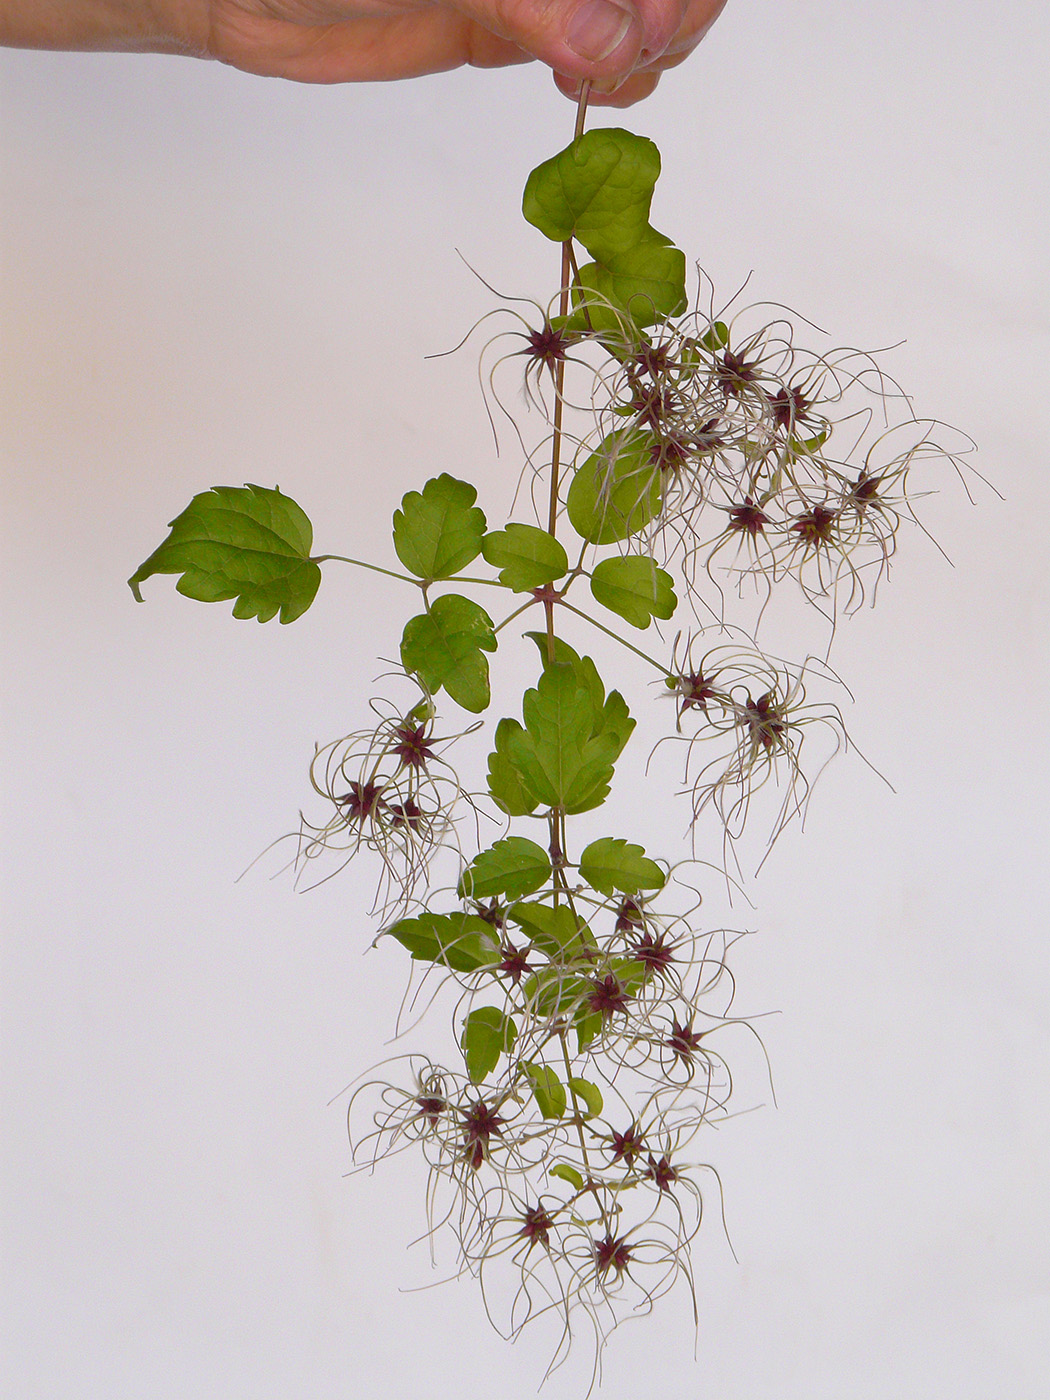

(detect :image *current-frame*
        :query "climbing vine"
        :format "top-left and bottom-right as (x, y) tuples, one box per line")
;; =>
(129, 88), (973, 1388)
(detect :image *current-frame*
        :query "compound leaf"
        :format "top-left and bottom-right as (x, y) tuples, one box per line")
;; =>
(400, 593), (496, 713)
(461, 1006), (518, 1084)
(481, 524), (568, 593)
(128, 483), (321, 624)
(458, 837), (552, 902)
(566, 429), (662, 545)
(523, 1062), (567, 1120)
(386, 912), (501, 973)
(590, 555), (677, 629)
(578, 837), (665, 898)
(392, 474), (487, 582)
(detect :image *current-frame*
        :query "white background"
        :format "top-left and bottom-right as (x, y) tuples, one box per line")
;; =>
(3, 3), (1049, 1396)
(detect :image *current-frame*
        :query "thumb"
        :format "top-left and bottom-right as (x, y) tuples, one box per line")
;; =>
(449, 0), (686, 82)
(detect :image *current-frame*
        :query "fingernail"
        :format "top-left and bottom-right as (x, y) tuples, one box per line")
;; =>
(567, 0), (639, 63)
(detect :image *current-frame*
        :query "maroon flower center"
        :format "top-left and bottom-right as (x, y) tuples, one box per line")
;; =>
(391, 723), (434, 770)
(593, 1233), (633, 1279)
(415, 1095), (446, 1127)
(644, 1153), (679, 1193)
(666, 1019), (704, 1061)
(769, 384), (811, 430)
(609, 1124), (645, 1165)
(519, 1205), (554, 1245)
(791, 505), (838, 546)
(632, 930), (674, 971)
(587, 974), (630, 1020)
(337, 781), (387, 823)
(727, 497), (769, 537)
(498, 942), (531, 984)
(461, 1099), (505, 1170)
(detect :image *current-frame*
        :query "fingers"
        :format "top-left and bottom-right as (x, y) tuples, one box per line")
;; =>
(446, 0), (686, 82)
(552, 0), (723, 104)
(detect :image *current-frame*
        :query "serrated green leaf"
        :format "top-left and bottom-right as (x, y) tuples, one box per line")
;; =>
(578, 837), (666, 897)
(129, 483), (321, 624)
(505, 664), (593, 810)
(386, 912), (501, 972)
(590, 555), (677, 629)
(523, 1062), (567, 1120)
(524, 634), (634, 765)
(567, 1077), (603, 1119)
(392, 474), (487, 582)
(522, 129), (686, 333)
(400, 593), (496, 713)
(486, 717), (539, 816)
(481, 524), (568, 593)
(459, 838), (552, 902)
(550, 1163), (584, 1191)
(508, 901), (588, 959)
(566, 430), (662, 545)
(461, 1006), (518, 1084)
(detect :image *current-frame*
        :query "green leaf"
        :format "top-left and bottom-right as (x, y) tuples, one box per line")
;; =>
(523, 127), (663, 249)
(458, 838), (552, 901)
(550, 1163), (584, 1192)
(392, 474), (487, 582)
(400, 593), (496, 713)
(523, 1062), (567, 1120)
(461, 1006), (518, 1084)
(508, 901), (589, 959)
(525, 633), (634, 764)
(567, 1077), (603, 1119)
(572, 234), (687, 334)
(698, 320), (730, 352)
(521, 967), (587, 1018)
(386, 912), (501, 972)
(486, 718), (539, 816)
(590, 555), (677, 629)
(578, 837), (666, 898)
(505, 662), (623, 814)
(481, 524), (568, 593)
(522, 129), (686, 332)
(128, 484), (321, 624)
(575, 1005), (603, 1052)
(566, 430), (662, 545)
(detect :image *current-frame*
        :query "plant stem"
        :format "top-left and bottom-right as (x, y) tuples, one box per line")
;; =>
(313, 554), (421, 586)
(558, 599), (670, 674)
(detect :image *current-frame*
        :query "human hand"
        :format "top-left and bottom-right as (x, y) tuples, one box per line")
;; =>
(182, 0), (727, 103)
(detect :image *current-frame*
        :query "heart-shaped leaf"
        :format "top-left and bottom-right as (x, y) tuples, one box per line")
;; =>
(386, 912), (501, 972)
(567, 1077), (603, 1119)
(522, 128), (686, 332)
(523, 1062), (567, 1120)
